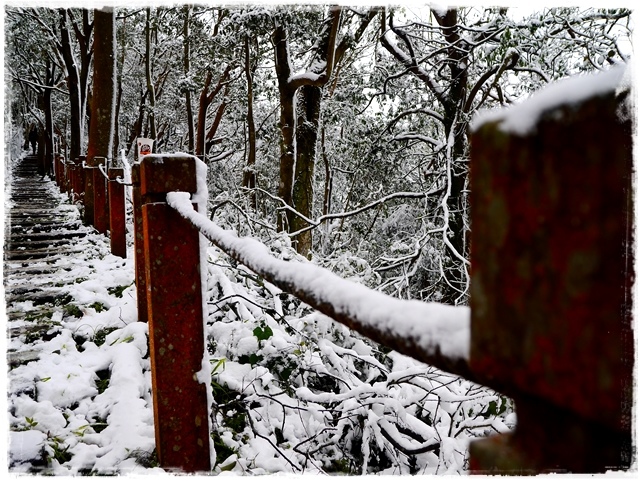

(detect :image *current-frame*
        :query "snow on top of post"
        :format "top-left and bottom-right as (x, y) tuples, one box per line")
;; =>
(430, 3), (450, 17)
(166, 191), (470, 364)
(470, 62), (631, 135)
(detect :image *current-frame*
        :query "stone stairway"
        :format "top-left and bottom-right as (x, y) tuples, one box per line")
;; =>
(4, 154), (92, 366)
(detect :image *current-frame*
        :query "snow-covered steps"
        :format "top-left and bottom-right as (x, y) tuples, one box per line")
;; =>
(4, 158), (86, 263)
(3, 155), (94, 346)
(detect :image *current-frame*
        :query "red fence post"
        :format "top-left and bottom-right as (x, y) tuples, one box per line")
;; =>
(84, 161), (95, 225)
(131, 164), (148, 323)
(68, 159), (76, 200)
(136, 154), (211, 472)
(108, 167), (126, 258)
(54, 154), (62, 187)
(93, 157), (109, 234)
(468, 73), (632, 472)
(74, 155), (86, 206)
(70, 158), (80, 204)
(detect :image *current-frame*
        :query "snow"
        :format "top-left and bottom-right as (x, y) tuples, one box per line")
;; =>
(167, 191), (471, 363)
(471, 62), (631, 135)
(430, 3), (450, 17)
(5, 152), (513, 476)
(10, 430), (47, 465)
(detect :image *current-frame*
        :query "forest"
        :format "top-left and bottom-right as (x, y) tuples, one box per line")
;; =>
(5, 3), (634, 475)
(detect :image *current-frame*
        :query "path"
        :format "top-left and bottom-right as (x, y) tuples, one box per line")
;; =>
(4, 154), (102, 367)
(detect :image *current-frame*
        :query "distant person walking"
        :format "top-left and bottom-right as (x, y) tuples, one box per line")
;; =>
(28, 127), (38, 155)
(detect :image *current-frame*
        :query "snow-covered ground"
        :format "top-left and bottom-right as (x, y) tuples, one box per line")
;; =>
(3, 153), (515, 476)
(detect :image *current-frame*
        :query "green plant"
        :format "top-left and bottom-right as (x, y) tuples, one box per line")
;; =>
(89, 302), (106, 313)
(48, 436), (72, 464)
(212, 431), (238, 468)
(253, 325), (273, 342)
(93, 327), (119, 347)
(63, 304), (83, 318)
(126, 448), (159, 468)
(95, 368), (110, 394)
(108, 282), (133, 298)
(54, 294), (74, 306)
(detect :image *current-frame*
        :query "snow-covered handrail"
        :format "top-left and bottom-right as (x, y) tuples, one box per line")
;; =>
(114, 176), (132, 186)
(166, 190), (475, 383)
(98, 161), (110, 180)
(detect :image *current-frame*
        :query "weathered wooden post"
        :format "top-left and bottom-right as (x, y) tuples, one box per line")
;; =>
(70, 157), (85, 205)
(68, 159), (77, 200)
(136, 155), (211, 472)
(131, 164), (148, 323)
(76, 155), (86, 205)
(108, 167), (127, 258)
(64, 156), (74, 197)
(54, 153), (62, 187)
(57, 154), (64, 189)
(468, 67), (632, 473)
(63, 157), (71, 195)
(84, 161), (95, 224)
(93, 157), (109, 234)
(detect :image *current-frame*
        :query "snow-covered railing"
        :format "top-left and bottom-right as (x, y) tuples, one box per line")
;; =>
(53, 152), (127, 259)
(44, 65), (632, 474)
(129, 153), (475, 473)
(168, 190), (473, 376)
(129, 66), (631, 474)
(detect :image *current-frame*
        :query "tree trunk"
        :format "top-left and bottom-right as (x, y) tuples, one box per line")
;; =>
(434, 9), (470, 304)
(321, 124), (332, 217)
(41, 59), (57, 177)
(59, 9), (82, 160)
(196, 65), (231, 158)
(291, 84), (322, 257)
(272, 8), (342, 243)
(87, 7), (115, 164)
(112, 15), (127, 163)
(380, 7), (470, 304)
(145, 8), (157, 141)
(242, 34), (257, 208)
(86, 7), (115, 225)
(43, 87), (53, 176)
(195, 71), (212, 157)
(183, 5), (194, 153)
(204, 88), (229, 155)
(272, 23), (298, 232)
(76, 9), (93, 139)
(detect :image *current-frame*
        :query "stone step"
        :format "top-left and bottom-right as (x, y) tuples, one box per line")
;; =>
(10, 222), (83, 234)
(7, 350), (41, 368)
(4, 246), (84, 261)
(4, 237), (74, 250)
(5, 289), (72, 306)
(3, 263), (69, 277)
(5, 227), (79, 237)
(4, 254), (68, 267)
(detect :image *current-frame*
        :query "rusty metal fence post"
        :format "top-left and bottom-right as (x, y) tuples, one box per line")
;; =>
(73, 155), (87, 204)
(131, 164), (148, 323)
(134, 155), (211, 472)
(84, 160), (95, 225)
(64, 157), (72, 196)
(71, 157), (85, 205)
(93, 157), (109, 234)
(469, 76), (632, 473)
(108, 167), (126, 258)
(54, 153), (63, 187)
